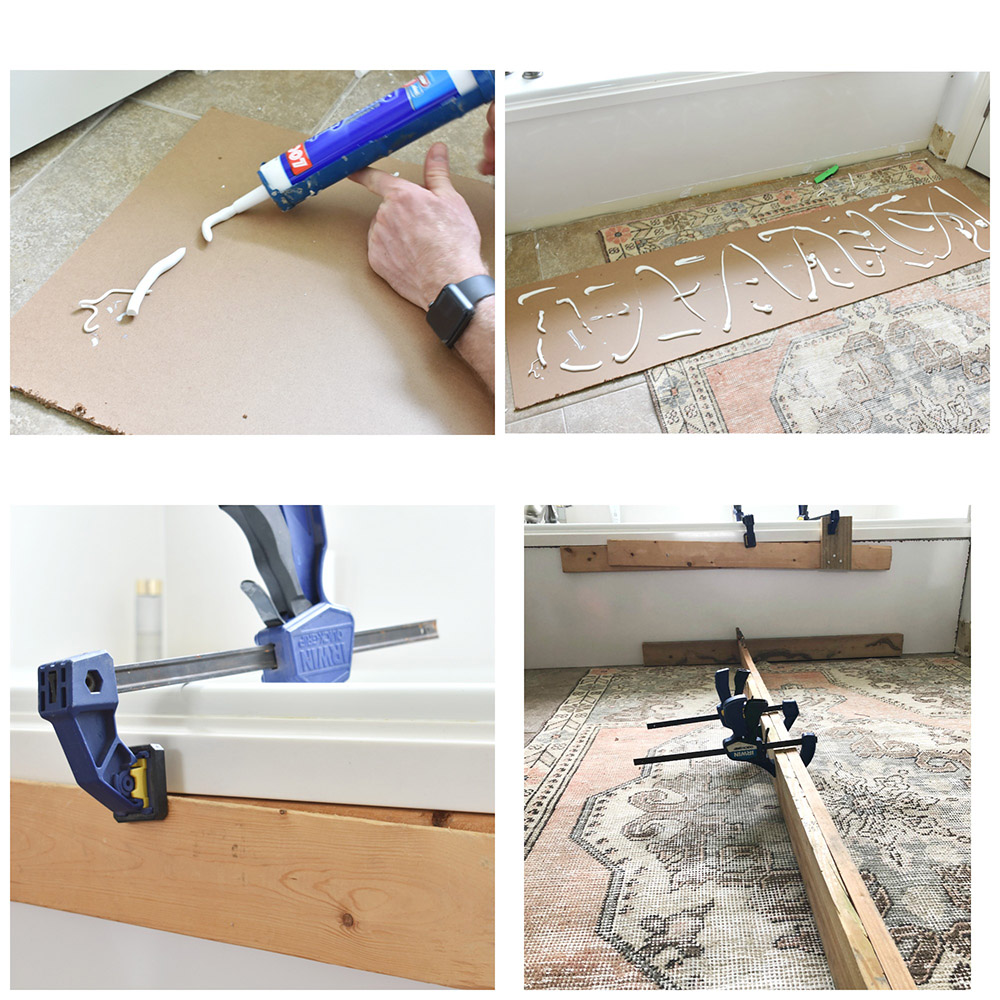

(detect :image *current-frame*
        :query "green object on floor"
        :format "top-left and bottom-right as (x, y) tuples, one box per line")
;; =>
(814, 164), (839, 183)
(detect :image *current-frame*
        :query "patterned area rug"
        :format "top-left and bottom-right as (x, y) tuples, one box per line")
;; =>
(524, 657), (970, 989)
(596, 160), (989, 433)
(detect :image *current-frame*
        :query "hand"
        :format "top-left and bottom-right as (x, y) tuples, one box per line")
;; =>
(349, 143), (494, 394)
(349, 142), (487, 309)
(479, 101), (495, 176)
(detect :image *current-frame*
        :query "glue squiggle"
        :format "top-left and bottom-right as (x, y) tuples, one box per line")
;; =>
(757, 225), (885, 277)
(728, 243), (802, 299)
(612, 304), (643, 363)
(76, 288), (148, 334)
(634, 264), (707, 321)
(126, 247), (186, 316)
(517, 287), (555, 305)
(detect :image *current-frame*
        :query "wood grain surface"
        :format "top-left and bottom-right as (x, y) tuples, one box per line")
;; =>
(642, 633), (904, 666)
(11, 781), (494, 988)
(738, 643), (916, 989)
(606, 538), (891, 570)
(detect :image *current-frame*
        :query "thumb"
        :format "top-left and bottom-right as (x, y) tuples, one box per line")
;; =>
(424, 142), (454, 193)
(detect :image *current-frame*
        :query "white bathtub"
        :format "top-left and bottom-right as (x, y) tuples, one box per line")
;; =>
(505, 71), (952, 231)
(11, 675), (495, 813)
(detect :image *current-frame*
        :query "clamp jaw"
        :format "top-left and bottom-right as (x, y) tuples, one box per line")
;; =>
(37, 506), (359, 821)
(37, 652), (168, 821)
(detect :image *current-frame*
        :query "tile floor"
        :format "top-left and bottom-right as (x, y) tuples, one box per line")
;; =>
(10, 70), (493, 434)
(523, 666), (589, 745)
(505, 154), (990, 433)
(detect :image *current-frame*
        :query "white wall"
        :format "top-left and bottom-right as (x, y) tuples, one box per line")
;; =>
(525, 537), (970, 668)
(10, 904), (444, 990)
(506, 71), (952, 231)
(935, 72), (984, 133)
(11, 506), (166, 672)
(12, 505), (494, 683)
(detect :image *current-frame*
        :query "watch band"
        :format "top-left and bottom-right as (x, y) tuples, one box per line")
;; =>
(426, 274), (495, 348)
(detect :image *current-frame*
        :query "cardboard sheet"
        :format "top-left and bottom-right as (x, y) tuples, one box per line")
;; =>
(507, 178), (990, 409)
(11, 108), (494, 434)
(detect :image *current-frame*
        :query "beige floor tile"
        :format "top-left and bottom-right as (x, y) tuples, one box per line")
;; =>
(132, 70), (357, 133)
(11, 101), (194, 314)
(10, 109), (111, 196)
(10, 394), (108, 434)
(506, 409), (566, 433)
(560, 382), (660, 433)
(505, 231), (541, 288)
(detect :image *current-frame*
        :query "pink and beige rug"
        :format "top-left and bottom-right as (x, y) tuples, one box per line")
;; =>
(597, 160), (989, 433)
(524, 657), (970, 989)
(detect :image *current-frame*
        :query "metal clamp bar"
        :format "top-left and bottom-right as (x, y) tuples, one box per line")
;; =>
(113, 619), (439, 693)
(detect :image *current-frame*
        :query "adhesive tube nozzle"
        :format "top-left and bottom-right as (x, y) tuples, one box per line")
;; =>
(201, 186), (271, 242)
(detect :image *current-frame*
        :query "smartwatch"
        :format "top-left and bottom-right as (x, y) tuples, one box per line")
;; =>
(426, 274), (495, 348)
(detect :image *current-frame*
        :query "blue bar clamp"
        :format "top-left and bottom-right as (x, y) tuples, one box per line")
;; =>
(634, 638), (817, 774)
(37, 505), (355, 822)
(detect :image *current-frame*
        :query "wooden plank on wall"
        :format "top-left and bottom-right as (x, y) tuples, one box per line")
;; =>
(605, 539), (891, 570)
(10, 781), (494, 989)
(737, 643), (916, 990)
(643, 634), (904, 666)
(561, 545), (665, 573)
(820, 515), (853, 571)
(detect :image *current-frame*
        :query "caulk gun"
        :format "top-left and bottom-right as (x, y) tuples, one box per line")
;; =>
(201, 70), (495, 241)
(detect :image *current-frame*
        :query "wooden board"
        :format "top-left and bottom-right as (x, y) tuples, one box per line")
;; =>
(507, 177), (990, 408)
(10, 781), (494, 989)
(606, 538), (891, 570)
(642, 633), (904, 666)
(737, 642), (916, 990)
(560, 545), (665, 573)
(820, 515), (853, 571)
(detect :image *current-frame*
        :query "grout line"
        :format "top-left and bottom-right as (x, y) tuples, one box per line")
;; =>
(10, 101), (124, 205)
(128, 97), (202, 122)
(312, 72), (373, 134)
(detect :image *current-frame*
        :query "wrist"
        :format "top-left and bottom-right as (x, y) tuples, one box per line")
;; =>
(423, 258), (489, 309)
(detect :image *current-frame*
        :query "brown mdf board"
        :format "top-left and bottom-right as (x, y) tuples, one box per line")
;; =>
(605, 538), (891, 570)
(736, 646), (916, 989)
(642, 633), (904, 666)
(508, 177), (990, 408)
(10, 108), (494, 434)
(11, 781), (494, 989)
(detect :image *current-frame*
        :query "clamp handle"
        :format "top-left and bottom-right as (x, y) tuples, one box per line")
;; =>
(37, 653), (168, 821)
(221, 506), (313, 622)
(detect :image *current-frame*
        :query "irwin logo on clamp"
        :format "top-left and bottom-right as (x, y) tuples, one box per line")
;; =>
(295, 626), (351, 672)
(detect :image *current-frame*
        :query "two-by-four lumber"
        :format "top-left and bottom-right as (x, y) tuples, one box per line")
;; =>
(605, 539), (891, 570)
(643, 633), (904, 666)
(737, 641), (916, 990)
(10, 781), (494, 989)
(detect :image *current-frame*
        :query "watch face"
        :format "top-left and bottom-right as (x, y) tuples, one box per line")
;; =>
(430, 285), (474, 342)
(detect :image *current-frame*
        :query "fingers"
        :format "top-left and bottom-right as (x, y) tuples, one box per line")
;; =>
(486, 101), (495, 131)
(423, 142), (455, 193)
(348, 165), (408, 198)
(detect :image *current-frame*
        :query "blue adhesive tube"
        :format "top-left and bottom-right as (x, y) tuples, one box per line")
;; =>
(202, 70), (494, 241)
